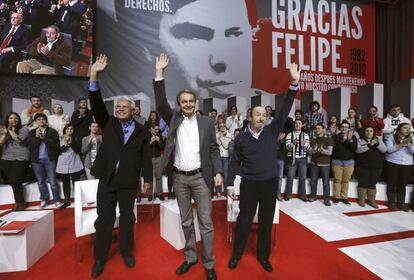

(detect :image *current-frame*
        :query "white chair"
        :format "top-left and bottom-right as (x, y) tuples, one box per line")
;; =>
(74, 179), (137, 260)
(227, 176), (279, 246)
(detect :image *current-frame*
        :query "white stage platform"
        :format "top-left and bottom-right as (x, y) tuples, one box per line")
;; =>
(0, 177), (412, 206)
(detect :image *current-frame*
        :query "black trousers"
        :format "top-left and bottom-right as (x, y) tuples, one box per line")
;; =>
(93, 175), (137, 262)
(58, 171), (83, 200)
(233, 177), (277, 261)
(355, 166), (382, 189)
(386, 162), (413, 204)
(0, 159), (29, 203)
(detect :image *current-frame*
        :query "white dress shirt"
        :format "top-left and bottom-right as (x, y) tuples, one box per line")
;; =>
(174, 113), (201, 171)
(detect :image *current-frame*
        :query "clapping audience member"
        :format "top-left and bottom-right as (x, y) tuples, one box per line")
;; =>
(241, 108), (251, 130)
(331, 121), (357, 205)
(303, 101), (324, 139)
(132, 106), (146, 125)
(81, 121), (101, 180)
(384, 123), (414, 211)
(21, 95), (50, 129)
(22, 0), (50, 38)
(383, 104), (411, 139)
(56, 124), (83, 209)
(149, 125), (165, 201)
(26, 113), (61, 208)
(145, 110), (160, 129)
(344, 107), (362, 135)
(308, 123), (333, 205)
(326, 115), (340, 137)
(209, 109), (218, 126)
(226, 105), (243, 137)
(264, 105), (273, 125)
(53, 0), (87, 38)
(71, 97), (93, 138)
(48, 103), (70, 136)
(361, 106), (384, 138)
(0, 112), (30, 211)
(284, 119), (310, 201)
(355, 126), (387, 208)
(16, 25), (71, 75)
(216, 122), (232, 197)
(0, 12), (30, 72)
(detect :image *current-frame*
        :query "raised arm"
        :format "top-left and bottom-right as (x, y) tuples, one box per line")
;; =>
(270, 63), (301, 135)
(88, 54), (110, 129)
(153, 53), (173, 124)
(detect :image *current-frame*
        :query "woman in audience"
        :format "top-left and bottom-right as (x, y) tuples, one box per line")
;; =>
(326, 115), (340, 137)
(0, 112), (30, 211)
(344, 107), (362, 135)
(226, 105), (243, 136)
(384, 123), (414, 211)
(355, 126), (387, 208)
(216, 122), (232, 197)
(145, 111), (160, 129)
(48, 103), (70, 136)
(56, 124), (84, 209)
(241, 108), (252, 130)
(331, 120), (357, 205)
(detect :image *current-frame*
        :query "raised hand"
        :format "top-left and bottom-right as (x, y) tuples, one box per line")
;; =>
(289, 63), (301, 85)
(155, 53), (169, 72)
(90, 54), (108, 80)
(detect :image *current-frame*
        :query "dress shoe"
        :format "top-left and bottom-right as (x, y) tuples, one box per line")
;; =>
(257, 258), (273, 272)
(332, 198), (340, 204)
(388, 202), (397, 210)
(147, 195), (153, 202)
(397, 203), (409, 212)
(176, 260), (198, 275)
(60, 199), (71, 209)
(158, 195), (165, 201)
(206, 268), (217, 280)
(323, 200), (331, 206)
(308, 196), (316, 202)
(299, 196), (308, 202)
(13, 202), (26, 211)
(228, 257), (238, 269)
(342, 199), (351, 205)
(123, 255), (135, 268)
(91, 261), (105, 278)
(40, 201), (48, 208)
(276, 194), (283, 201)
(284, 195), (290, 201)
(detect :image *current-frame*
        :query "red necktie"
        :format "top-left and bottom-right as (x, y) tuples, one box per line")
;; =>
(1, 27), (15, 50)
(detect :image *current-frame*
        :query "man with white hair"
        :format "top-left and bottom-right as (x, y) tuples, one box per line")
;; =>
(87, 54), (153, 278)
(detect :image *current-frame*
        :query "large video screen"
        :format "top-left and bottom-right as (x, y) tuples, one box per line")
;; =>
(0, 0), (94, 77)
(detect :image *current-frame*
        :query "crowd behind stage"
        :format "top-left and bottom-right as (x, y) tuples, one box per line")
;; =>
(0, 0), (94, 74)
(0, 95), (414, 213)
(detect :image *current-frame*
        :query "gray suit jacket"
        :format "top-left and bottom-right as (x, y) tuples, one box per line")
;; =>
(153, 79), (223, 188)
(81, 135), (102, 169)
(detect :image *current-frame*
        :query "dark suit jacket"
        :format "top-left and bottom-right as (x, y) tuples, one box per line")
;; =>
(70, 109), (93, 138)
(153, 79), (222, 189)
(26, 127), (60, 162)
(0, 24), (31, 53)
(88, 89), (152, 190)
(23, 0), (49, 24)
(55, 1), (87, 37)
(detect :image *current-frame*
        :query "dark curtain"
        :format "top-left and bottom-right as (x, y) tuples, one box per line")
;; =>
(376, 0), (414, 110)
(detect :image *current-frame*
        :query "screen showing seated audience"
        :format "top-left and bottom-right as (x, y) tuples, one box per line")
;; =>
(0, 0), (95, 77)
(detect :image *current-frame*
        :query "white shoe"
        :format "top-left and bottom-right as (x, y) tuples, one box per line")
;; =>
(40, 201), (48, 208)
(55, 202), (63, 208)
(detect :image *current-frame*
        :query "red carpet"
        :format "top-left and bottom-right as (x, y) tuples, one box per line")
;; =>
(1, 201), (379, 280)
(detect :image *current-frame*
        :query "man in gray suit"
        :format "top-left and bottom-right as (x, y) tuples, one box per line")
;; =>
(153, 53), (223, 280)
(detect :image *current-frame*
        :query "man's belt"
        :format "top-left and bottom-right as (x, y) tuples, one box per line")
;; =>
(173, 167), (202, 176)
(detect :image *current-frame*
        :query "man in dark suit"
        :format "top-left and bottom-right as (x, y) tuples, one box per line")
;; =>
(0, 12), (30, 72)
(23, 0), (50, 38)
(153, 53), (223, 280)
(88, 54), (153, 278)
(54, 0), (87, 38)
(70, 97), (93, 138)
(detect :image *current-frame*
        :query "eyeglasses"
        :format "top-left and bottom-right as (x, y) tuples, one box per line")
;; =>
(115, 105), (130, 110)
